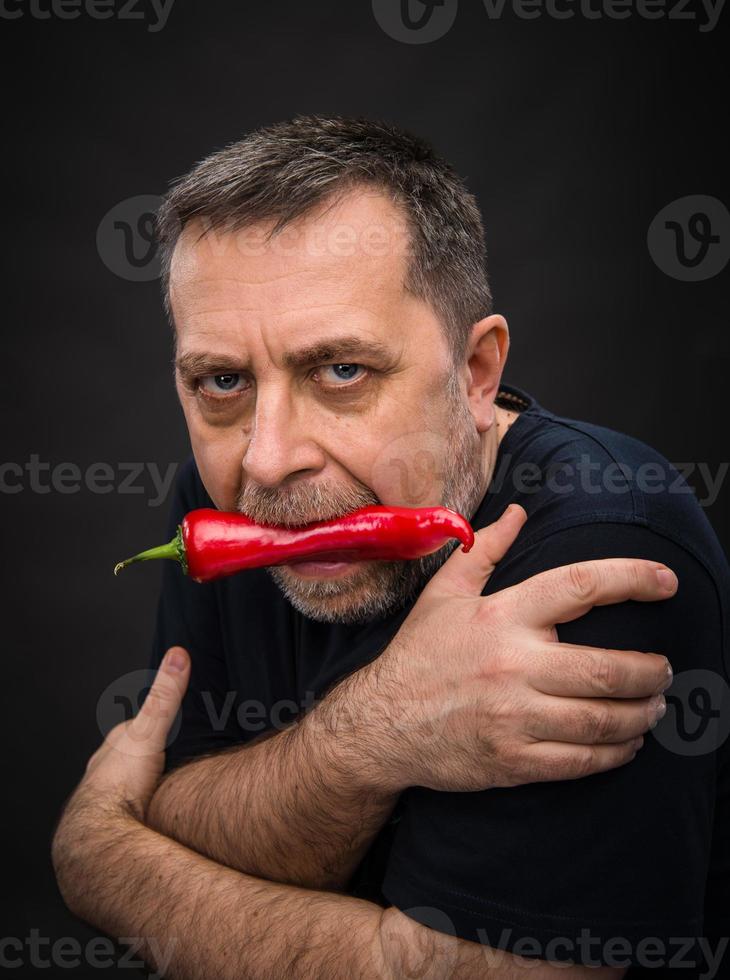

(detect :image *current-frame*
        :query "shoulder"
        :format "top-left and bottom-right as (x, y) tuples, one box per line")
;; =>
(486, 387), (729, 588)
(482, 387), (730, 679)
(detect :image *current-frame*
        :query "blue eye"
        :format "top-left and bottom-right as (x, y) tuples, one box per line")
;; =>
(199, 373), (246, 396)
(321, 363), (364, 384)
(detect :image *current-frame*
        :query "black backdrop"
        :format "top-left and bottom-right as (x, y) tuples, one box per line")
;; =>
(2, 1), (728, 976)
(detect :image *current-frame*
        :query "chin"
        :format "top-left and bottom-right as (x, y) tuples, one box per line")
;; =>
(266, 562), (410, 625)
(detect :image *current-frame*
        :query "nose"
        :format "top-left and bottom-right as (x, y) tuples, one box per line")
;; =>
(242, 382), (327, 487)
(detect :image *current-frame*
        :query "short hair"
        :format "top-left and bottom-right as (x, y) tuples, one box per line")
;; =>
(156, 114), (492, 366)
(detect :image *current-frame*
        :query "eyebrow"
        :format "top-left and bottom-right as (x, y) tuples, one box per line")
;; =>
(175, 335), (395, 379)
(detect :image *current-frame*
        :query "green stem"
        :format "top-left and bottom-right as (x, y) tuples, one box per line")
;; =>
(114, 525), (187, 576)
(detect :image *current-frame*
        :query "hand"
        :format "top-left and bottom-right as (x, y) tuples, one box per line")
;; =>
(357, 505), (675, 793)
(73, 646), (191, 821)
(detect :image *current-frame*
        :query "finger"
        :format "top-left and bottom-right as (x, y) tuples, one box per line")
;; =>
(525, 694), (663, 744)
(128, 646), (190, 749)
(502, 558), (678, 629)
(429, 504), (528, 598)
(518, 737), (644, 783)
(528, 644), (672, 698)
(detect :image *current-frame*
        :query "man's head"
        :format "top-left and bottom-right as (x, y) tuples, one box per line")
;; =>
(157, 115), (509, 624)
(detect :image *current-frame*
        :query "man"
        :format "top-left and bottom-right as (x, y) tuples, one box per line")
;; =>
(52, 116), (729, 978)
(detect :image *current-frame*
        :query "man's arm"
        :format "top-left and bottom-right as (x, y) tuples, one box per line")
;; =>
(146, 661), (399, 891)
(146, 512), (671, 896)
(52, 792), (626, 980)
(146, 453), (400, 892)
(144, 507), (526, 890)
(376, 523), (723, 967)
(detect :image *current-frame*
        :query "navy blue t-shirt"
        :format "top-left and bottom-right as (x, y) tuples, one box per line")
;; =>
(149, 385), (730, 974)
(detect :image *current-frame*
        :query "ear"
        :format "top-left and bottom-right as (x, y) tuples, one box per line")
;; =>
(464, 314), (509, 433)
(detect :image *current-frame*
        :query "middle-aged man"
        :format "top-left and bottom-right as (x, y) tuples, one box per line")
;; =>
(52, 116), (730, 978)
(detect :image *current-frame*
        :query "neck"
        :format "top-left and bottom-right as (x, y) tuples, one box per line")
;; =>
(478, 403), (518, 503)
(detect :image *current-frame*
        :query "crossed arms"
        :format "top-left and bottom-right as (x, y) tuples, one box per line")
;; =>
(52, 511), (676, 978)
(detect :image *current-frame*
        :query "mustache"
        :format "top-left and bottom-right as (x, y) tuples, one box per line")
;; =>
(236, 479), (380, 528)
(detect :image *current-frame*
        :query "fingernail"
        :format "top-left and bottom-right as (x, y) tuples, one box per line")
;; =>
(656, 568), (677, 592)
(632, 735), (644, 750)
(648, 694), (666, 729)
(164, 649), (186, 673)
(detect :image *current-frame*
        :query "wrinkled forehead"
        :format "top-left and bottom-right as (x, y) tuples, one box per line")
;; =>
(168, 187), (414, 328)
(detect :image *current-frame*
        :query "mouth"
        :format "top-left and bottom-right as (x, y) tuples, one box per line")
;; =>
(249, 503), (381, 577)
(284, 557), (364, 579)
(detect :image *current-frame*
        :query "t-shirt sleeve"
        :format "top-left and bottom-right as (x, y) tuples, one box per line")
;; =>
(380, 522), (727, 969)
(147, 456), (246, 774)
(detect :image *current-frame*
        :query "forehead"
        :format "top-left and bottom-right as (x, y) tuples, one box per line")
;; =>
(168, 187), (413, 330)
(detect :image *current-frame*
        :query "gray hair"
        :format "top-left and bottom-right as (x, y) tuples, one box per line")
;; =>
(156, 114), (492, 366)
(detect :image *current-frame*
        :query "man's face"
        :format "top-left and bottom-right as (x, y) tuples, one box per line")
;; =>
(170, 187), (488, 624)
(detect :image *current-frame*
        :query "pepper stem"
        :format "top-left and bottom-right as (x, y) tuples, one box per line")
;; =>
(114, 525), (187, 576)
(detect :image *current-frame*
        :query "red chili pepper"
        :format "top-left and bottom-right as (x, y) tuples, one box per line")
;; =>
(113, 506), (474, 583)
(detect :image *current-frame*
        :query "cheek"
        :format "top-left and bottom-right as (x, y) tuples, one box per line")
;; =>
(368, 431), (452, 507)
(185, 413), (247, 512)
(358, 410), (454, 508)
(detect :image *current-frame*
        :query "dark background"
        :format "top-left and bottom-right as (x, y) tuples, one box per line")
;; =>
(2, 1), (728, 975)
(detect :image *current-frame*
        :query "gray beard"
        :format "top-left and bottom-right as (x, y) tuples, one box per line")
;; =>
(237, 389), (487, 625)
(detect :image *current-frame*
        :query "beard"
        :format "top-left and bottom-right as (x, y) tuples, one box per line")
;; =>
(235, 381), (487, 625)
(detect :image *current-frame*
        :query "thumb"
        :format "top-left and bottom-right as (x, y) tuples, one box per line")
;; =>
(429, 504), (527, 598)
(128, 646), (190, 748)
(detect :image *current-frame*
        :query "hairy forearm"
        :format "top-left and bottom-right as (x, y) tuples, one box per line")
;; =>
(51, 792), (625, 980)
(146, 663), (400, 890)
(52, 791), (391, 980)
